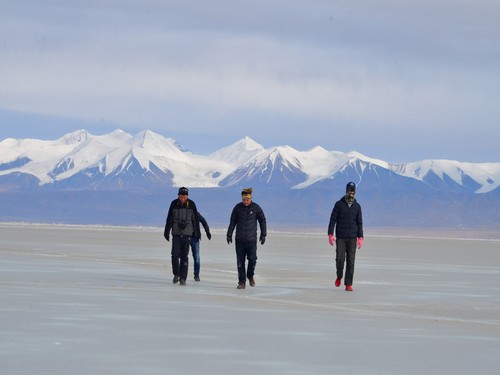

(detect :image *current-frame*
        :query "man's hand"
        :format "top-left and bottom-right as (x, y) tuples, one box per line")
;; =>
(164, 234), (170, 242)
(207, 232), (212, 240)
(357, 237), (363, 249)
(328, 234), (335, 246)
(226, 235), (232, 244)
(259, 234), (266, 245)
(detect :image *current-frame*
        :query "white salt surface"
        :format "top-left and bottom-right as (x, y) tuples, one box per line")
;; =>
(1, 224), (499, 374)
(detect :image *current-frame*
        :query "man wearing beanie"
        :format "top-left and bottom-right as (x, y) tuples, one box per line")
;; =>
(226, 188), (267, 289)
(327, 182), (364, 291)
(164, 187), (200, 286)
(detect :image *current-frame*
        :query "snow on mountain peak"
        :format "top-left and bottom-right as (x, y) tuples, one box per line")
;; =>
(346, 151), (389, 169)
(209, 136), (265, 166)
(133, 130), (187, 153)
(241, 136), (263, 151)
(1, 129), (499, 193)
(391, 159), (500, 193)
(57, 129), (89, 145)
(306, 145), (329, 154)
(266, 145), (302, 167)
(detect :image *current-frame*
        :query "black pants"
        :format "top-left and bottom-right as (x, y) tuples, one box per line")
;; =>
(235, 241), (257, 283)
(171, 235), (190, 280)
(336, 238), (357, 286)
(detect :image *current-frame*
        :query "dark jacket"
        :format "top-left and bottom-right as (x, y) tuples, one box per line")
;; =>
(328, 196), (363, 239)
(164, 198), (200, 239)
(227, 201), (267, 243)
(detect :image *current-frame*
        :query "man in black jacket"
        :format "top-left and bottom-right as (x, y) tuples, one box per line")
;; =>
(226, 188), (267, 289)
(328, 182), (364, 291)
(164, 187), (200, 286)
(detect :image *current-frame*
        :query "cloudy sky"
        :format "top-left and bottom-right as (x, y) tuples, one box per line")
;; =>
(1, 0), (499, 162)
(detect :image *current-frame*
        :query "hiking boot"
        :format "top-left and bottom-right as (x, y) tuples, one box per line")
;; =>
(237, 282), (246, 289)
(194, 274), (200, 282)
(179, 278), (187, 286)
(335, 278), (341, 287)
(345, 285), (353, 292)
(249, 277), (255, 287)
(173, 275), (179, 284)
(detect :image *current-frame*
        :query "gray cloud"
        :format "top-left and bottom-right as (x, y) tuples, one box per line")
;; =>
(1, 0), (499, 162)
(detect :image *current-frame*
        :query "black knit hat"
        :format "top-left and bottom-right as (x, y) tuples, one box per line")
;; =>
(346, 182), (356, 192)
(178, 187), (189, 195)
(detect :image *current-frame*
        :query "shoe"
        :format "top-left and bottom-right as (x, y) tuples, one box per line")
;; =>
(249, 277), (255, 287)
(194, 274), (200, 282)
(180, 278), (187, 286)
(345, 285), (353, 292)
(237, 282), (246, 289)
(335, 278), (341, 287)
(173, 275), (179, 284)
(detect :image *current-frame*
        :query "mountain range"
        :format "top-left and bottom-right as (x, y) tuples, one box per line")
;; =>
(1, 129), (499, 230)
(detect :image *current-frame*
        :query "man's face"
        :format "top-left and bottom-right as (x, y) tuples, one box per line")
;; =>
(346, 189), (355, 199)
(178, 194), (188, 204)
(242, 197), (252, 206)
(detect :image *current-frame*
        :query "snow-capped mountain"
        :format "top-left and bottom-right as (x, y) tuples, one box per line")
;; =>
(219, 145), (309, 188)
(209, 136), (264, 166)
(390, 160), (500, 194)
(1, 129), (499, 193)
(0, 130), (227, 189)
(1, 129), (500, 229)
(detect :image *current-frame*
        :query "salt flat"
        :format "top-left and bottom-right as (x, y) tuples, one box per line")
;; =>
(1, 224), (499, 375)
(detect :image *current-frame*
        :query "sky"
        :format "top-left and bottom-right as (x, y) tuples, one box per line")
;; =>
(1, 0), (499, 163)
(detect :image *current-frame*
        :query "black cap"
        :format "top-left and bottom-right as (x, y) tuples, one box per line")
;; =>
(178, 187), (189, 195)
(346, 182), (356, 192)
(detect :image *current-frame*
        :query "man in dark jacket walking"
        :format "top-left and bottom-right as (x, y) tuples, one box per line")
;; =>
(226, 188), (267, 289)
(164, 187), (200, 286)
(328, 182), (364, 291)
